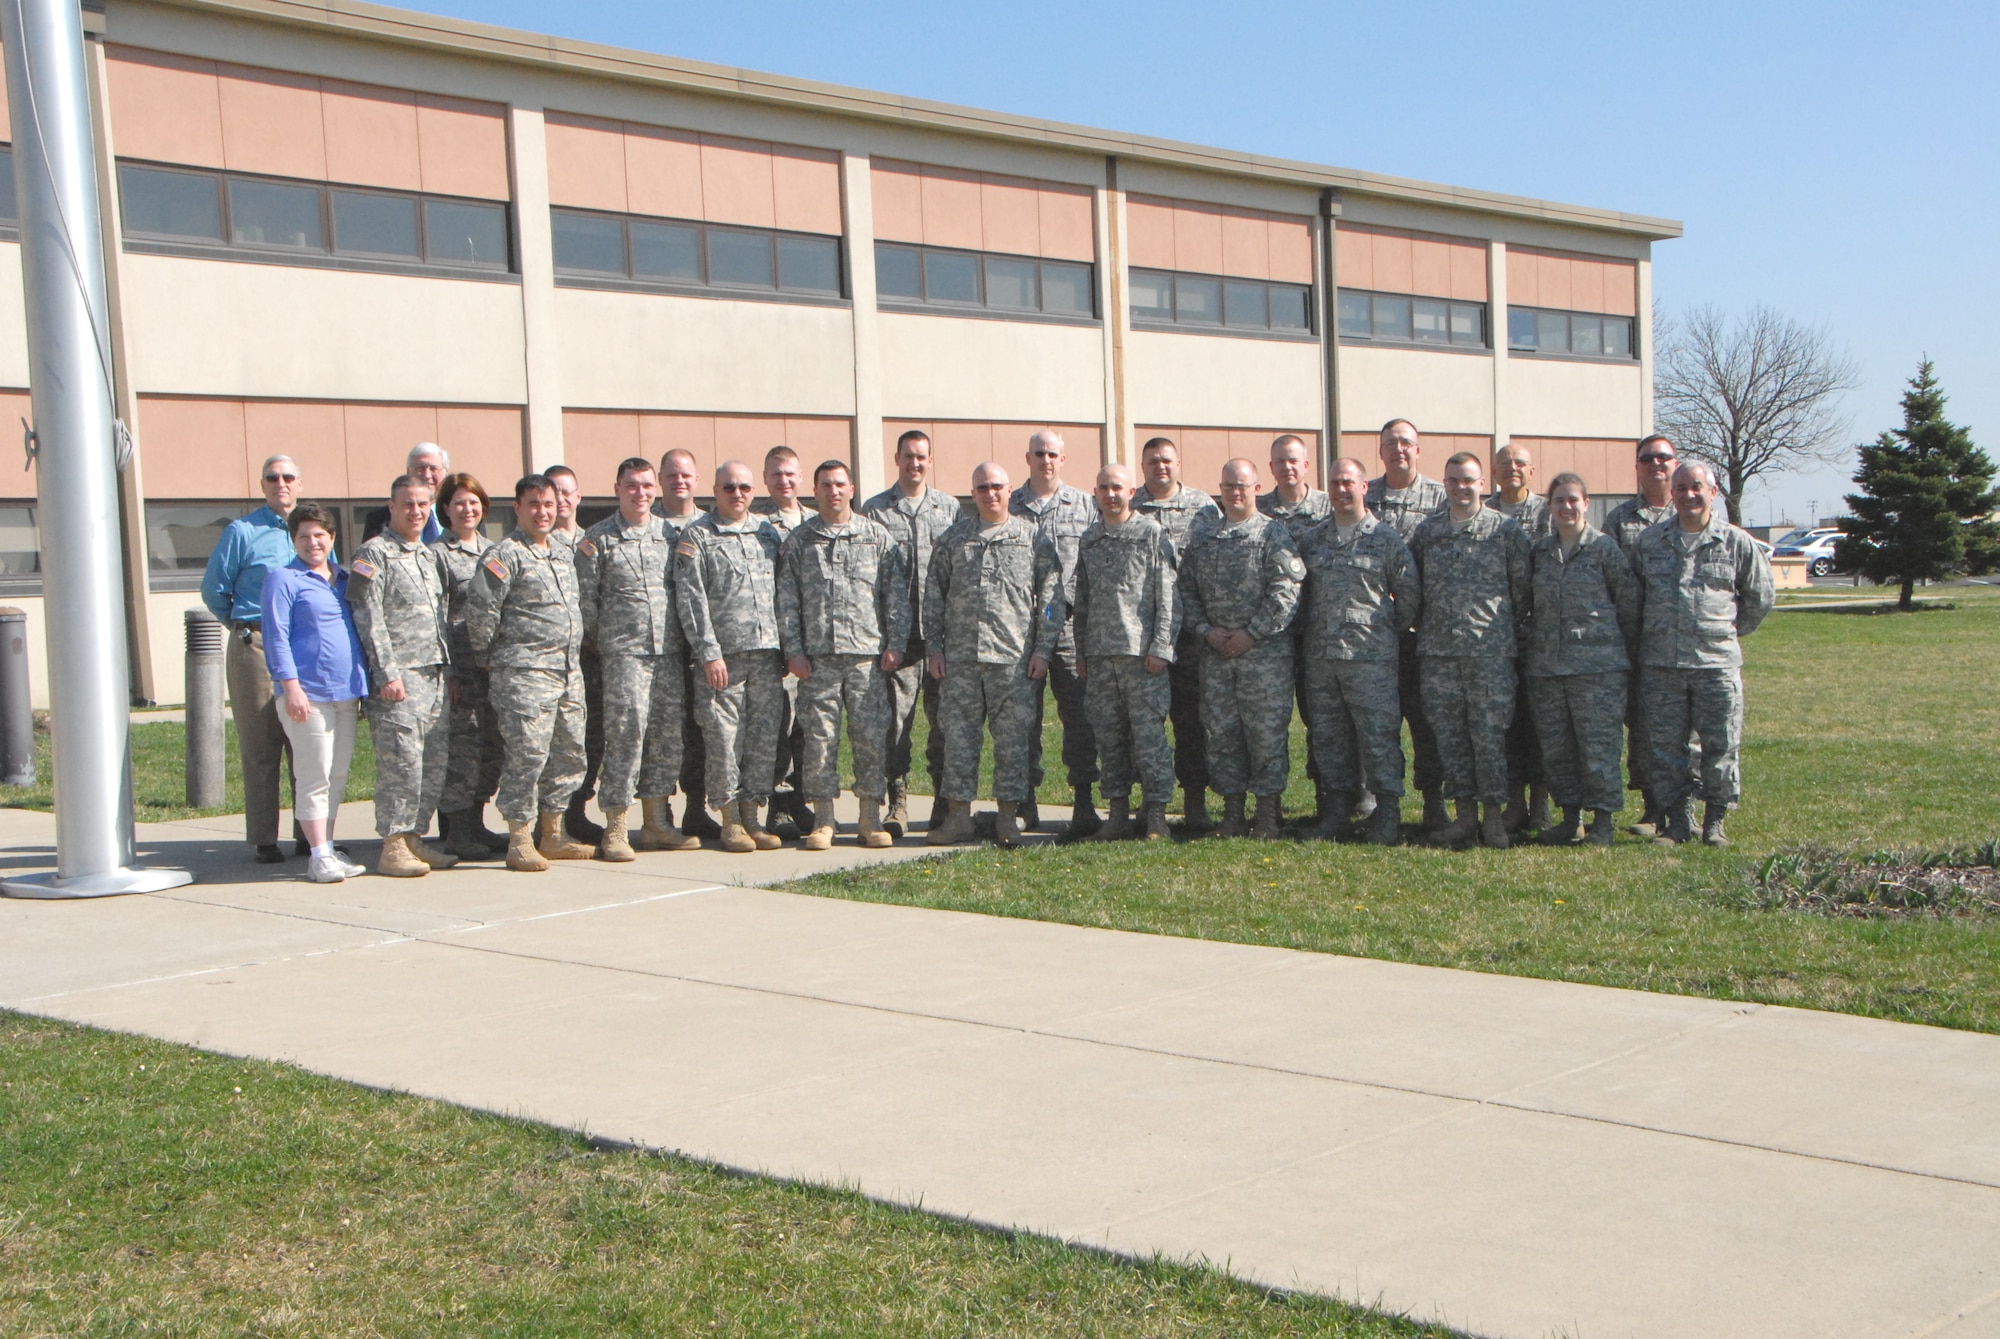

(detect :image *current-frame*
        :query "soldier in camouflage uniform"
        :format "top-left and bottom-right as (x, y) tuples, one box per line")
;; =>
(1490, 441), (1554, 836)
(678, 461), (786, 854)
(778, 460), (910, 850)
(1073, 463), (1178, 842)
(653, 449), (715, 841)
(863, 429), (964, 839)
(576, 457), (696, 861)
(1524, 473), (1640, 846)
(752, 445), (814, 833)
(1604, 433), (1683, 835)
(922, 461), (1062, 849)
(1010, 429), (1102, 836)
(1633, 461), (1775, 847)
(545, 464), (606, 848)
(463, 474), (596, 871)
(1259, 434), (1334, 822)
(348, 475), (456, 878)
(1180, 459), (1302, 839)
(1296, 457), (1418, 846)
(1136, 437), (1223, 832)
(1409, 452), (1532, 849)
(1366, 418), (1450, 829)
(432, 474), (508, 858)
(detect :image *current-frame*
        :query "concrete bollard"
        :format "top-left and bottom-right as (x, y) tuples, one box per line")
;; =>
(184, 608), (227, 807)
(0, 608), (33, 787)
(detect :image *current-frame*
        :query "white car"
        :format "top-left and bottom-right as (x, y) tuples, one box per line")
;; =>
(1773, 530), (1845, 577)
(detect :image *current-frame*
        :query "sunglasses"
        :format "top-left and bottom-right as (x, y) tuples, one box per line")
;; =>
(1638, 453), (1676, 464)
(263, 473), (299, 483)
(716, 483), (755, 493)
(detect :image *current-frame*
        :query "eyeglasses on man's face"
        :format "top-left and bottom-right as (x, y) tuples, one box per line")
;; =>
(264, 472), (299, 484)
(717, 483), (755, 493)
(1638, 453), (1675, 465)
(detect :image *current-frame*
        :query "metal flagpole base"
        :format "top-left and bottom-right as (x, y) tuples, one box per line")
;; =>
(2, 866), (194, 899)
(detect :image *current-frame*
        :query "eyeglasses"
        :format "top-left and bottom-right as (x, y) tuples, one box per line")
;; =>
(1638, 453), (1676, 464)
(263, 473), (299, 483)
(716, 483), (754, 493)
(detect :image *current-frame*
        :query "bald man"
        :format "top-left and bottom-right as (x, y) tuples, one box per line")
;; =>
(1259, 433), (1334, 823)
(655, 447), (717, 842)
(1366, 418), (1449, 828)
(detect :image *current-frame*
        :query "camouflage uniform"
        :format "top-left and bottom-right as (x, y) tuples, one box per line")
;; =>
(657, 508), (710, 800)
(1296, 515), (1419, 797)
(576, 512), (682, 811)
(1260, 488), (1333, 779)
(863, 484), (963, 803)
(1180, 513), (1301, 798)
(347, 530), (451, 838)
(677, 512), (784, 806)
(1523, 527), (1639, 813)
(1073, 514), (1178, 807)
(1138, 484), (1222, 803)
(464, 530), (587, 823)
(752, 499), (814, 795)
(1494, 490), (1554, 792)
(1409, 508), (1531, 805)
(1604, 497), (1677, 806)
(778, 514), (909, 803)
(923, 515), (1062, 802)
(551, 526), (606, 817)
(1010, 480), (1100, 792)
(1367, 473), (1448, 795)
(431, 532), (504, 813)
(1491, 491), (1552, 542)
(1633, 516), (1775, 810)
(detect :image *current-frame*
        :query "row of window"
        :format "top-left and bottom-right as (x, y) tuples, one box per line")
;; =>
(1337, 289), (1488, 349)
(117, 162), (510, 271)
(552, 208), (843, 297)
(1130, 269), (1313, 335)
(875, 242), (1095, 319)
(1507, 307), (1635, 359)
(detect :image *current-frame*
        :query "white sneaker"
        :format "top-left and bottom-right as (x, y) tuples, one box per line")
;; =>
(306, 853), (348, 883)
(334, 851), (367, 878)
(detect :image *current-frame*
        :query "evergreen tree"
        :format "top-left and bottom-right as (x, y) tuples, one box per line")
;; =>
(1837, 360), (1999, 609)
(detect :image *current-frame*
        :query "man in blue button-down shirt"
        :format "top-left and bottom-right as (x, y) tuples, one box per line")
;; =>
(202, 454), (313, 862)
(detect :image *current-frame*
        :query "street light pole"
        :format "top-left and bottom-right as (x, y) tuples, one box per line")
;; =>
(0, 0), (191, 897)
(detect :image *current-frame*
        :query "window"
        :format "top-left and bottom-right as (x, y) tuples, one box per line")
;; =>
(1337, 288), (1486, 349)
(118, 162), (511, 274)
(0, 503), (39, 593)
(1129, 268), (1312, 336)
(876, 242), (1097, 320)
(0, 147), (17, 229)
(551, 207), (842, 300)
(1507, 306), (1637, 359)
(145, 500), (248, 592)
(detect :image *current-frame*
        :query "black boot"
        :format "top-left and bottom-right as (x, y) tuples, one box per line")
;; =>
(1654, 797), (1695, 846)
(564, 794), (604, 845)
(468, 802), (510, 853)
(681, 791), (722, 841)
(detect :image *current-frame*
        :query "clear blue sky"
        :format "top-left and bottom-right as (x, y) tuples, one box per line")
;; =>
(410, 0), (1996, 526)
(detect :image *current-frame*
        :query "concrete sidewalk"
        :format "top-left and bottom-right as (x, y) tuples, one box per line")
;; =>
(3, 806), (1998, 1338)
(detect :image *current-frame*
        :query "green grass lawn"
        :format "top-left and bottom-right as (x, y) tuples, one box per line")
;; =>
(0, 1012), (1454, 1339)
(795, 591), (2000, 1034)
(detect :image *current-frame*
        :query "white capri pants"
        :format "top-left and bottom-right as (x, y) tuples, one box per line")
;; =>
(278, 696), (359, 823)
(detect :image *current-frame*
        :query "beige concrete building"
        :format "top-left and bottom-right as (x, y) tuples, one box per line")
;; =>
(0, 0), (1679, 705)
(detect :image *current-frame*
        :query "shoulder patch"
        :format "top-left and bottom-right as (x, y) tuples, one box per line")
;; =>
(1280, 552), (1306, 580)
(483, 555), (509, 581)
(349, 558), (377, 580)
(677, 539), (698, 559)
(576, 537), (597, 558)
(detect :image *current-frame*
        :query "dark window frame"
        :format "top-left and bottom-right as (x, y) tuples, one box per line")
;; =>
(550, 205), (848, 306)
(0, 498), (41, 596)
(1335, 287), (1489, 352)
(116, 159), (516, 280)
(875, 240), (1099, 323)
(1505, 304), (1640, 362)
(1128, 266), (1314, 340)
(0, 145), (21, 239)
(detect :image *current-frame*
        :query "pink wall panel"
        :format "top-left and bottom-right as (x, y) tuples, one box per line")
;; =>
(1536, 251), (1573, 310)
(919, 165), (983, 251)
(1171, 201), (1223, 275)
(216, 65), (326, 180)
(1220, 212), (1270, 281)
(1409, 237), (1452, 298)
(1569, 258), (1605, 315)
(320, 80), (421, 191)
(0, 60), (10, 142)
(699, 135), (777, 229)
(1370, 231), (1414, 294)
(1335, 226), (1374, 290)
(637, 413), (713, 484)
(415, 94), (509, 201)
(562, 411), (642, 494)
(1512, 438), (1625, 497)
(783, 417), (854, 461)
(248, 400), (350, 499)
(1038, 185), (1095, 262)
(343, 404), (439, 499)
(1123, 195), (1177, 270)
(770, 146), (842, 236)
(868, 159), (926, 245)
(1139, 427), (1323, 495)
(712, 416), (791, 477)
(435, 406), (526, 491)
(1506, 248), (1538, 307)
(1449, 243), (1488, 302)
(623, 123), (703, 221)
(1267, 216), (1313, 283)
(887, 420), (1104, 495)
(544, 112), (628, 213)
(135, 397), (248, 497)
(1601, 261), (1638, 317)
(107, 48), (225, 168)
(979, 174), (1042, 257)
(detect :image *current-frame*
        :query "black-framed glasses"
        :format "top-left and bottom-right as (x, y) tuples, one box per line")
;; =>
(1638, 453), (1676, 464)
(263, 472), (299, 483)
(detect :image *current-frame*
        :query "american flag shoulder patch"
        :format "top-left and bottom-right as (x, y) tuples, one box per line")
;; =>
(483, 556), (509, 581)
(349, 558), (377, 580)
(677, 540), (698, 558)
(576, 538), (596, 558)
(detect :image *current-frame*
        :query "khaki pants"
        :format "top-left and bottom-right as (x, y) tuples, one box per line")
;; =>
(226, 628), (294, 846)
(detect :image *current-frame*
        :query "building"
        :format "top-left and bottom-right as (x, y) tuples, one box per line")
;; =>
(0, 0), (1679, 706)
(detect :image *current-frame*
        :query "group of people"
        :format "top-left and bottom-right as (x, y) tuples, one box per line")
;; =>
(203, 419), (1773, 884)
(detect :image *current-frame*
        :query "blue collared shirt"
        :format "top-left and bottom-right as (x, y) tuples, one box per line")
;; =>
(202, 507), (305, 623)
(260, 559), (368, 702)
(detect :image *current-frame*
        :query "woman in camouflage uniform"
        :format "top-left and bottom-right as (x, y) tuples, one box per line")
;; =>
(431, 473), (508, 857)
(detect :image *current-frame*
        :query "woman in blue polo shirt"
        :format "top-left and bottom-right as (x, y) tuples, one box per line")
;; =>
(261, 500), (370, 884)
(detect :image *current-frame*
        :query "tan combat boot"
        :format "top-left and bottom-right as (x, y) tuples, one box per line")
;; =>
(745, 799), (783, 851)
(597, 806), (636, 862)
(505, 819), (548, 872)
(717, 801), (756, 854)
(993, 800), (1023, 849)
(801, 801), (836, 851)
(1427, 800), (1478, 850)
(376, 832), (428, 878)
(536, 811), (594, 861)
(1251, 794), (1281, 840)
(1480, 802), (1512, 850)
(884, 781), (908, 840)
(856, 796), (893, 849)
(926, 799), (976, 846)
(408, 832), (459, 869)
(1217, 794), (1248, 839)
(1140, 802), (1169, 841)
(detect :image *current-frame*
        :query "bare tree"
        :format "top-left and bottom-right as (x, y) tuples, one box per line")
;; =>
(1653, 304), (1858, 525)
